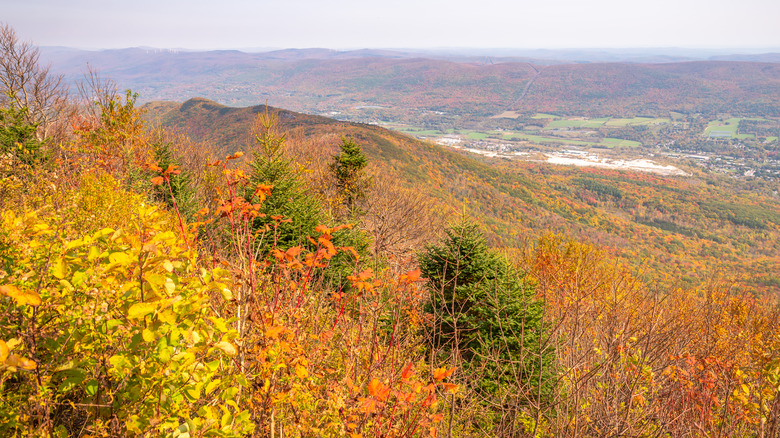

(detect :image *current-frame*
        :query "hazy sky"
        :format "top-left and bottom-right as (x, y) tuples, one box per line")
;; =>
(4, 0), (780, 50)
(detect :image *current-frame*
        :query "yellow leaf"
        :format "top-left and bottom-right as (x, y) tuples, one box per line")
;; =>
(0, 340), (8, 364)
(0, 285), (41, 306)
(214, 341), (237, 356)
(142, 329), (155, 343)
(163, 260), (174, 273)
(127, 302), (157, 319)
(158, 309), (176, 325)
(52, 257), (68, 279)
(5, 354), (36, 371)
(295, 364), (308, 379)
(163, 277), (176, 295)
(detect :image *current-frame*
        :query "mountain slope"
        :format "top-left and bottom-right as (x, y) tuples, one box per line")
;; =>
(145, 98), (780, 294)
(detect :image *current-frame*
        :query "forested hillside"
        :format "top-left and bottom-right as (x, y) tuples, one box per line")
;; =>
(43, 47), (780, 125)
(3, 24), (780, 437)
(146, 98), (780, 295)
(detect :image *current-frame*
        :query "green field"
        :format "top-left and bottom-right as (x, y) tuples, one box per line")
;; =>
(531, 113), (558, 119)
(503, 132), (594, 146)
(601, 138), (642, 148)
(501, 131), (642, 148)
(546, 118), (609, 129)
(464, 131), (490, 140)
(605, 117), (670, 127)
(397, 128), (446, 136)
(704, 118), (741, 138)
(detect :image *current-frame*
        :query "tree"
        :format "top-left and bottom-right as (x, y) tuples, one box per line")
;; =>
(0, 23), (67, 140)
(149, 134), (197, 220)
(247, 112), (322, 251)
(419, 219), (555, 409)
(0, 101), (45, 171)
(330, 136), (368, 215)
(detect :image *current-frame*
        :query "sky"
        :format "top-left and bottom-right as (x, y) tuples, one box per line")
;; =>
(4, 0), (780, 50)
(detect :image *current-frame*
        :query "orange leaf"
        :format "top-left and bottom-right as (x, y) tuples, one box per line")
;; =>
(151, 176), (165, 186)
(341, 246), (360, 260)
(402, 268), (421, 282)
(285, 246), (303, 259)
(357, 269), (373, 281)
(441, 382), (458, 393)
(401, 362), (413, 379)
(227, 151), (244, 160)
(368, 378), (382, 396)
(265, 325), (286, 339)
(5, 354), (36, 371)
(433, 366), (456, 381)
(360, 397), (377, 414)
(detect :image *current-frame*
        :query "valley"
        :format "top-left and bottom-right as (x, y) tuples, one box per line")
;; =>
(383, 112), (780, 181)
(42, 47), (780, 183)
(142, 98), (780, 296)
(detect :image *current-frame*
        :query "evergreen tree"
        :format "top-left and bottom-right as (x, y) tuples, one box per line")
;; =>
(419, 219), (555, 400)
(0, 101), (45, 170)
(330, 136), (368, 214)
(149, 138), (197, 219)
(247, 113), (322, 251)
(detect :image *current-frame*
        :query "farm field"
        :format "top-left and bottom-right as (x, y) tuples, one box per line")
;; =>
(705, 118), (741, 138)
(702, 117), (768, 139)
(545, 118), (609, 129)
(605, 117), (670, 126)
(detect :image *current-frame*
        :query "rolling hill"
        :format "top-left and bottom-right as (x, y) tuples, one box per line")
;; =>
(145, 98), (780, 295)
(45, 48), (780, 127)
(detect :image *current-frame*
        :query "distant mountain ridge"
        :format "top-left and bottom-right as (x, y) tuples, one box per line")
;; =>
(43, 47), (780, 121)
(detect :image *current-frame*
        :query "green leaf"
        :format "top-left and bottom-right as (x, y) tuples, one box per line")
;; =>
(85, 379), (99, 396)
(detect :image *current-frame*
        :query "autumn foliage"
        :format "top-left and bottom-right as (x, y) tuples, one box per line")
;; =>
(2, 26), (780, 438)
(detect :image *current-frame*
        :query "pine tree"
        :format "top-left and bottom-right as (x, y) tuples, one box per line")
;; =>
(247, 112), (322, 251)
(419, 219), (554, 400)
(0, 101), (45, 170)
(149, 138), (197, 219)
(330, 136), (368, 215)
